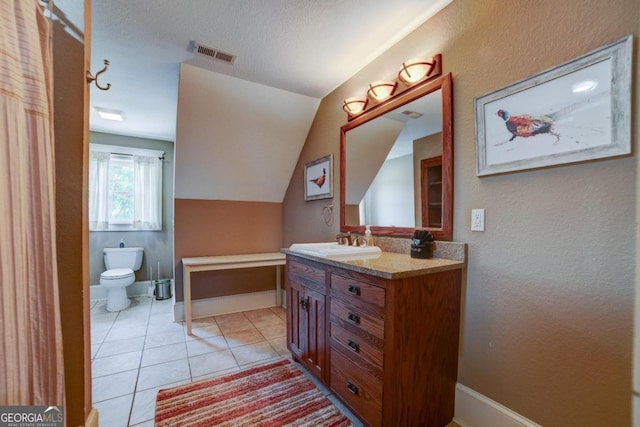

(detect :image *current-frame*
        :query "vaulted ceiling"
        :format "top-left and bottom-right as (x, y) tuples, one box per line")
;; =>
(89, 0), (453, 140)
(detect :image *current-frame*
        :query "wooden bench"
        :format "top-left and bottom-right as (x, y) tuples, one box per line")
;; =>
(182, 252), (286, 335)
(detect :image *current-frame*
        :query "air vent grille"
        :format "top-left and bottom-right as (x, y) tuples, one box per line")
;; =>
(188, 40), (236, 64)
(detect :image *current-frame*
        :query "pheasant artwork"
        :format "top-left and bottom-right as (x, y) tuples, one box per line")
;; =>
(496, 109), (560, 145)
(494, 91), (607, 147)
(309, 168), (326, 188)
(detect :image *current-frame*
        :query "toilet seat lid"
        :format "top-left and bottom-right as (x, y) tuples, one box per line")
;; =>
(101, 268), (134, 280)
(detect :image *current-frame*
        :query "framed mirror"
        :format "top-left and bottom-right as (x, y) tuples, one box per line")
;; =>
(340, 73), (453, 240)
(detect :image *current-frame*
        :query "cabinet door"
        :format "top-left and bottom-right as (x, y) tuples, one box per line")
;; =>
(287, 279), (305, 361)
(303, 287), (326, 380)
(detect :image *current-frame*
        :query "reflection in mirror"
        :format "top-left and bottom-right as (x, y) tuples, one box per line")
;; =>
(345, 90), (442, 228)
(340, 73), (452, 240)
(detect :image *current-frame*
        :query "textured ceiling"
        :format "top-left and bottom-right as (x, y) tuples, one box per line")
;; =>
(89, 0), (453, 140)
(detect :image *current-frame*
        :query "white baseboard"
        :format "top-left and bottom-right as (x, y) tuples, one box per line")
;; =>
(173, 290), (280, 321)
(454, 383), (541, 427)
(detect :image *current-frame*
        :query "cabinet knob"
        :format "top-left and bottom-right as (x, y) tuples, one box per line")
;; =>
(346, 380), (359, 395)
(347, 339), (359, 352)
(347, 312), (360, 324)
(347, 285), (360, 296)
(299, 297), (309, 311)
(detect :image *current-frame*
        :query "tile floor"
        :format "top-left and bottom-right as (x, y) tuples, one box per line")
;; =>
(90, 296), (363, 427)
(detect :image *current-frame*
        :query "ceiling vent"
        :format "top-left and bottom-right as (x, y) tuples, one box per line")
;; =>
(188, 40), (236, 64)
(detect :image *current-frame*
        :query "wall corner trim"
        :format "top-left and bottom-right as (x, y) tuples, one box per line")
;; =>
(454, 383), (541, 427)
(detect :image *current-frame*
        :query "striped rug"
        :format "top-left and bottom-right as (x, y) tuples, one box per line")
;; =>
(155, 359), (353, 426)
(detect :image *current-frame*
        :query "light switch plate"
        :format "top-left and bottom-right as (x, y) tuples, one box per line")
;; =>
(471, 209), (485, 231)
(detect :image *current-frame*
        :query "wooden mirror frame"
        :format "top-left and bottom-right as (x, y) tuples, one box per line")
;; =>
(340, 72), (453, 240)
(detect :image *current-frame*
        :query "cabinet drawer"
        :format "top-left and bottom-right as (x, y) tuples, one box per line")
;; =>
(288, 259), (326, 294)
(331, 298), (384, 340)
(331, 348), (382, 427)
(330, 321), (384, 369)
(330, 274), (385, 316)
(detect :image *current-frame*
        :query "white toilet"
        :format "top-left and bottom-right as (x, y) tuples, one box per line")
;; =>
(100, 247), (144, 312)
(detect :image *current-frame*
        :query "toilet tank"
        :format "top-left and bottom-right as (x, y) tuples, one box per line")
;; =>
(103, 247), (144, 271)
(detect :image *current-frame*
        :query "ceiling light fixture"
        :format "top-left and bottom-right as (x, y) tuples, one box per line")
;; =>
(342, 98), (368, 116)
(367, 81), (397, 101)
(398, 57), (435, 85)
(95, 106), (125, 121)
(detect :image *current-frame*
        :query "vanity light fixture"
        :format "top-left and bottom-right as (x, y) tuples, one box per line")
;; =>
(95, 106), (125, 121)
(398, 57), (436, 85)
(367, 80), (397, 101)
(342, 97), (368, 116)
(342, 53), (442, 120)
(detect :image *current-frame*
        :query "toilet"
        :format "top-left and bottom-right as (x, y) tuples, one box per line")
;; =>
(100, 247), (144, 312)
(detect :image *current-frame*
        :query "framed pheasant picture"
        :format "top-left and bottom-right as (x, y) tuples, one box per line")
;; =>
(304, 154), (333, 201)
(474, 35), (632, 176)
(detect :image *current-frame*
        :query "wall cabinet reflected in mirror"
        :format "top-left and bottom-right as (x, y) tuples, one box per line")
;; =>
(340, 73), (453, 240)
(422, 155), (442, 228)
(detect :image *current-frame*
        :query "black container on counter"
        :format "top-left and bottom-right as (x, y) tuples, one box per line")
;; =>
(410, 230), (434, 259)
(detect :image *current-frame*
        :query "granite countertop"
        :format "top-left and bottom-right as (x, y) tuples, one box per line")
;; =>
(281, 249), (465, 280)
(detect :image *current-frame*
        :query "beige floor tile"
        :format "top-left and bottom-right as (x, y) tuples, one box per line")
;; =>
(189, 349), (239, 377)
(92, 369), (138, 403)
(214, 312), (253, 333)
(104, 323), (148, 342)
(92, 350), (142, 378)
(231, 340), (279, 366)
(141, 342), (187, 367)
(244, 308), (283, 326)
(144, 330), (185, 349)
(186, 335), (229, 357)
(270, 306), (287, 321)
(95, 336), (145, 359)
(188, 322), (222, 339)
(268, 336), (289, 356)
(255, 322), (286, 339)
(136, 358), (191, 391)
(146, 320), (184, 336)
(93, 393), (134, 427)
(223, 326), (265, 348)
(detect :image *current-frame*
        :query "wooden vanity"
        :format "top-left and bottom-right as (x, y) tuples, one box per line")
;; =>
(282, 249), (465, 427)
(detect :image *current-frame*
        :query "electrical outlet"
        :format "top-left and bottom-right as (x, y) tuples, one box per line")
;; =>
(471, 209), (485, 231)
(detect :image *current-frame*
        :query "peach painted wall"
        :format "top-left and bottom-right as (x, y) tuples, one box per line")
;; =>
(173, 199), (282, 301)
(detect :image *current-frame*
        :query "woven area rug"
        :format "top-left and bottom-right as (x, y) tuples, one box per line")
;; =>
(155, 359), (353, 426)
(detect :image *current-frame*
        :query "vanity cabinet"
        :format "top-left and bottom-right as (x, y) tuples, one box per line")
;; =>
(285, 252), (463, 427)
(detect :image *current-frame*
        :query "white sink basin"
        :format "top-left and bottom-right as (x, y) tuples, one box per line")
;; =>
(289, 242), (381, 258)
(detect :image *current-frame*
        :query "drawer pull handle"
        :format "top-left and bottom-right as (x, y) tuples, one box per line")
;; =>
(347, 285), (360, 296)
(346, 380), (359, 395)
(299, 297), (309, 311)
(347, 339), (359, 352)
(347, 312), (360, 324)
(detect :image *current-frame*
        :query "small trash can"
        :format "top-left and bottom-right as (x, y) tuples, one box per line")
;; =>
(154, 279), (172, 300)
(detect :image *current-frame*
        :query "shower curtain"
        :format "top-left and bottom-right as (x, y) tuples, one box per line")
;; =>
(0, 0), (66, 408)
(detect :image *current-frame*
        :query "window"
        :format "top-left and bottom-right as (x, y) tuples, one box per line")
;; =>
(89, 144), (163, 231)
(109, 154), (135, 223)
